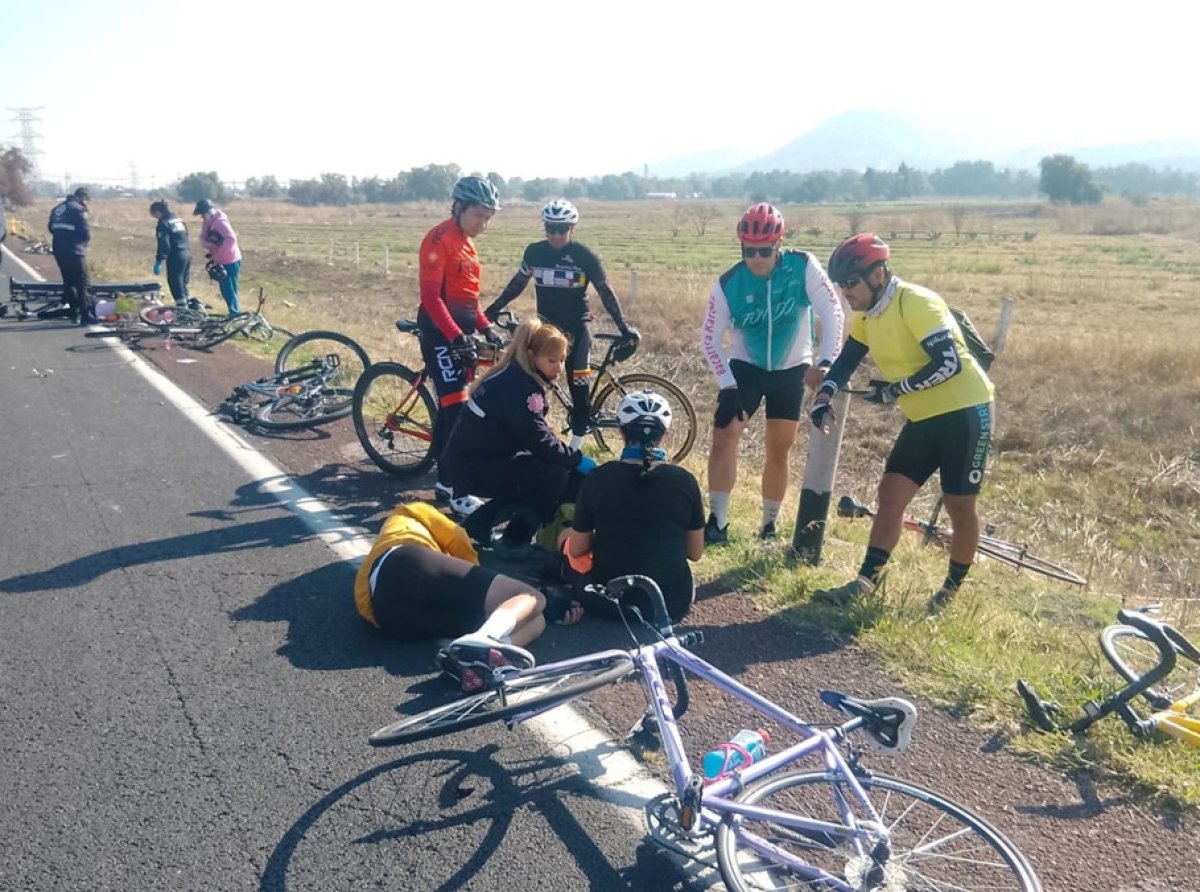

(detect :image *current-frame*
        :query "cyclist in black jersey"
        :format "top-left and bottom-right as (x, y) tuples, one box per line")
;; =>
(484, 200), (640, 449)
(564, 389), (705, 624)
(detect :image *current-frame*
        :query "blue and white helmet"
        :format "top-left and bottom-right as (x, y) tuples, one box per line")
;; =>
(541, 199), (579, 225)
(617, 389), (672, 440)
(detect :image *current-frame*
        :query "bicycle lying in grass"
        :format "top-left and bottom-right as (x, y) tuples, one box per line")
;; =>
(85, 287), (293, 350)
(370, 575), (1043, 890)
(222, 331), (370, 432)
(1018, 607), (1200, 747)
(837, 493), (1088, 586)
(351, 311), (697, 478)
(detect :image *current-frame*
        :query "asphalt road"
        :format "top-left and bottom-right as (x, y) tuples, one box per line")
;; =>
(0, 251), (695, 892)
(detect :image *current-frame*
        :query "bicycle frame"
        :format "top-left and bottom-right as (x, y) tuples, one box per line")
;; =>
(1155, 690), (1200, 745)
(499, 636), (892, 887)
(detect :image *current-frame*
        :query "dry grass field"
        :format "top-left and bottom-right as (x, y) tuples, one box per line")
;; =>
(11, 194), (1200, 805)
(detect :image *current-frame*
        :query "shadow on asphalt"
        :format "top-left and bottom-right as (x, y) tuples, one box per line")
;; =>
(260, 740), (692, 892)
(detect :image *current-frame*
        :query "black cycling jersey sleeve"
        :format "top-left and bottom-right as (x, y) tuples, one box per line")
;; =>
(593, 278), (629, 332)
(894, 330), (961, 396)
(819, 337), (869, 394)
(486, 268), (533, 319)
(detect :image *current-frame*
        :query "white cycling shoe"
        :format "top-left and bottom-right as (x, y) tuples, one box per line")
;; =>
(446, 633), (535, 671)
(450, 494), (485, 517)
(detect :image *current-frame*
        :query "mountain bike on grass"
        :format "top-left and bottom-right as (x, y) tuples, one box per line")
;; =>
(370, 574), (1042, 891)
(223, 330), (370, 432)
(836, 493), (1087, 586)
(352, 311), (697, 478)
(1018, 606), (1200, 747)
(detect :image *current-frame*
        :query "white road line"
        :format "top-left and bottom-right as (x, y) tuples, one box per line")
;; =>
(65, 294), (706, 877)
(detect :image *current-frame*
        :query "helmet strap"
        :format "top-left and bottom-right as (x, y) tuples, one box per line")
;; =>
(865, 264), (890, 310)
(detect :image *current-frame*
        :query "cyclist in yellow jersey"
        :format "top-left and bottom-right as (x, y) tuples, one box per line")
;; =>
(809, 234), (995, 612)
(354, 501), (580, 689)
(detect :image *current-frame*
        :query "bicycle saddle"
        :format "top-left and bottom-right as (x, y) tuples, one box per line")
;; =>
(820, 690), (918, 754)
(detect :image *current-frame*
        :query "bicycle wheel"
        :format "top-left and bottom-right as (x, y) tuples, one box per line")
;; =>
(715, 770), (1041, 892)
(186, 313), (252, 349)
(251, 387), (356, 431)
(975, 536), (1087, 586)
(140, 304), (206, 326)
(590, 373), (698, 462)
(353, 362), (438, 478)
(1101, 623), (1200, 709)
(369, 653), (635, 746)
(274, 330), (370, 396)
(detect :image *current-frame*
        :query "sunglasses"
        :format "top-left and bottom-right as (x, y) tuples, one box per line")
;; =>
(545, 224), (572, 235)
(837, 274), (863, 289)
(741, 245), (775, 259)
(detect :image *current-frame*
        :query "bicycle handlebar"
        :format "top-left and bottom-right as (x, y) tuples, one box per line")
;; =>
(592, 574), (675, 637)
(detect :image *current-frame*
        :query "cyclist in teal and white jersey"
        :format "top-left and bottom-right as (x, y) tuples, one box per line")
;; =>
(699, 203), (844, 543)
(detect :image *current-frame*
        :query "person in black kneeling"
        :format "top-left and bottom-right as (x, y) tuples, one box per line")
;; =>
(564, 389), (705, 624)
(443, 317), (596, 550)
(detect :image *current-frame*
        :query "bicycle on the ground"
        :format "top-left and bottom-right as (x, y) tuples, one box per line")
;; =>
(352, 312), (698, 478)
(1018, 606), (1200, 747)
(86, 287), (294, 350)
(369, 575), (1042, 891)
(222, 330), (370, 432)
(837, 493), (1087, 586)
(3, 279), (163, 321)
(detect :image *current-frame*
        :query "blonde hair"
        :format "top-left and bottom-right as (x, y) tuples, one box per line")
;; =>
(474, 318), (568, 389)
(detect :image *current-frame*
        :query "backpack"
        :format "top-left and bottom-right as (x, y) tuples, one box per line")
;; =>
(899, 291), (995, 371)
(948, 306), (995, 371)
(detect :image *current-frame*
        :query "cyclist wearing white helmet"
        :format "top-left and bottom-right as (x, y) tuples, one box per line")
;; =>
(564, 389), (705, 623)
(417, 175), (505, 514)
(485, 199), (639, 450)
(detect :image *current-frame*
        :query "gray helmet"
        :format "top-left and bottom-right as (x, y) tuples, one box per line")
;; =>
(193, 198), (215, 216)
(451, 176), (500, 210)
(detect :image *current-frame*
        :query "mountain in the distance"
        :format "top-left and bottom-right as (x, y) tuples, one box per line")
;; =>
(643, 110), (1200, 177)
(738, 110), (984, 174)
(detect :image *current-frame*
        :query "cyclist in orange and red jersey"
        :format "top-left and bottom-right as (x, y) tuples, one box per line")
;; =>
(416, 176), (504, 515)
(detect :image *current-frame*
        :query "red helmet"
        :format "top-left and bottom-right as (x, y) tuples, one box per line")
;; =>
(828, 233), (890, 282)
(737, 203), (785, 244)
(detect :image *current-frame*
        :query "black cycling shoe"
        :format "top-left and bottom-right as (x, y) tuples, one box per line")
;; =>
(704, 513), (729, 546)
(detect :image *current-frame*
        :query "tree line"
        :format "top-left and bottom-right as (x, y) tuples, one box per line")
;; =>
(169, 157), (1190, 208)
(1, 148), (1192, 210)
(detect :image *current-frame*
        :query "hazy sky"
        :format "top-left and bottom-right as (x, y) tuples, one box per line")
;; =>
(5, 0), (1198, 188)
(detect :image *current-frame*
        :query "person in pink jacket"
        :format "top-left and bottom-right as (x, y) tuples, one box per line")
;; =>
(193, 198), (242, 314)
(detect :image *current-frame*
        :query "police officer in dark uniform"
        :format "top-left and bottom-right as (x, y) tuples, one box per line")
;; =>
(48, 187), (94, 324)
(149, 200), (191, 306)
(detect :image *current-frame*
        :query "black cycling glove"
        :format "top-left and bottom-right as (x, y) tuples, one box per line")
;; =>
(864, 379), (900, 405)
(450, 334), (478, 372)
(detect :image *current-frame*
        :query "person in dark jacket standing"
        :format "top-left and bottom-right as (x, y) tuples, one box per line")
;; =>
(48, 187), (94, 324)
(150, 200), (191, 306)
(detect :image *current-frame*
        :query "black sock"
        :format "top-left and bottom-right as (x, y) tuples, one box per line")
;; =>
(858, 547), (892, 585)
(943, 560), (971, 592)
